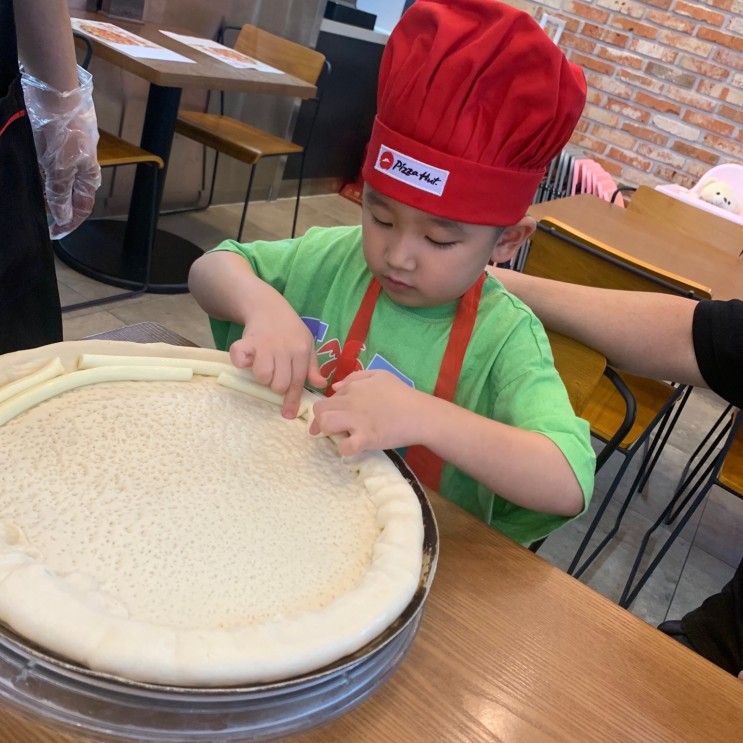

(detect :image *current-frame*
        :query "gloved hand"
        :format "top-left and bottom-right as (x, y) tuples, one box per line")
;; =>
(20, 65), (101, 240)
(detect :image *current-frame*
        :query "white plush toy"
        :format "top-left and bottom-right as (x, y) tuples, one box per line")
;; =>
(698, 178), (740, 214)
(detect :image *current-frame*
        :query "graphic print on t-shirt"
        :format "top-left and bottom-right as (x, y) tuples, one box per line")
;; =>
(302, 316), (415, 388)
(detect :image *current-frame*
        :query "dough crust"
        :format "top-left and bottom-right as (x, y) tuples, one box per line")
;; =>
(0, 343), (423, 686)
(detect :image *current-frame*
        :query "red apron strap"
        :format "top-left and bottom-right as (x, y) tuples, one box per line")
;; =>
(324, 278), (381, 396)
(405, 272), (487, 490)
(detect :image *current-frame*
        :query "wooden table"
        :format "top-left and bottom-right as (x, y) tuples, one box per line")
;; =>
(3, 489), (743, 742)
(2, 326), (741, 742)
(627, 186), (743, 259)
(529, 195), (743, 301)
(57, 12), (316, 293)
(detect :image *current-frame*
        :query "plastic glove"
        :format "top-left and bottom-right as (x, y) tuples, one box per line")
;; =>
(20, 65), (101, 239)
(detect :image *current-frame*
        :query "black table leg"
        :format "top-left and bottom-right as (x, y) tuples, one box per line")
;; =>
(55, 83), (204, 294)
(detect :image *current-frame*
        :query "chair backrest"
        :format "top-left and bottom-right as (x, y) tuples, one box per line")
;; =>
(234, 24), (326, 87)
(525, 218), (712, 300)
(534, 150), (575, 205)
(628, 186), (743, 259)
(570, 159), (623, 205)
(545, 329), (607, 417)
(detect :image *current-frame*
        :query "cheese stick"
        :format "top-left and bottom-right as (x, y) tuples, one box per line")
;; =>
(0, 366), (193, 426)
(0, 357), (65, 405)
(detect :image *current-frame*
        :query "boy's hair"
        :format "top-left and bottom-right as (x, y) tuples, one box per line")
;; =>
(362, 0), (586, 227)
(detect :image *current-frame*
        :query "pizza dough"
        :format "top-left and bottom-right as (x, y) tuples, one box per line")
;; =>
(0, 342), (423, 686)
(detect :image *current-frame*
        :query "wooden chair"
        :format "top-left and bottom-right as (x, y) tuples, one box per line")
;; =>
(626, 186), (743, 259)
(546, 329), (607, 418)
(173, 24), (328, 241)
(523, 217), (712, 577)
(619, 409), (743, 608)
(62, 34), (164, 313)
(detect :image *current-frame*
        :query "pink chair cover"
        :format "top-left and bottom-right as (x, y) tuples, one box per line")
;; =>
(570, 159), (624, 206)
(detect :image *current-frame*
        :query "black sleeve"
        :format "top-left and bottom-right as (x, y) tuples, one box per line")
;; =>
(692, 299), (743, 408)
(681, 557), (743, 676)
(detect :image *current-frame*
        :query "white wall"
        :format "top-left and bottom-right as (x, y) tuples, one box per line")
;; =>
(355, 0), (406, 35)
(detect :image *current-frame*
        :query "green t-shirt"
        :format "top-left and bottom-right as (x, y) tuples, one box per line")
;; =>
(210, 225), (595, 545)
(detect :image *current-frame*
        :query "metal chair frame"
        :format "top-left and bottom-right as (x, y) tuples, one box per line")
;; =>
(665, 403), (735, 525)
(618, 409), (742, 608)
(523, 220), (704, 576)
(167, 23), (331, 242)
(568, 383), (691, 578)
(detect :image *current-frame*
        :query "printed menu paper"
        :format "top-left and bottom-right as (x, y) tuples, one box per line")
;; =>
(71, 19), (194, 63)
(160, 31), (283, 72)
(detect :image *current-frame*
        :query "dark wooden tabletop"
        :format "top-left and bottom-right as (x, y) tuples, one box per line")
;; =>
(72, 11), (317, 96)
(529, 195), (743, 301)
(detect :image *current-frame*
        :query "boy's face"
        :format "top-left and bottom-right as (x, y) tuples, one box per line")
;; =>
(361, 186), (526, 307)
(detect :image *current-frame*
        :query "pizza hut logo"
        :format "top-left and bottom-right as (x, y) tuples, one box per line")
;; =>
(374, 145), (449, 197)
(379, 150), (395, 170)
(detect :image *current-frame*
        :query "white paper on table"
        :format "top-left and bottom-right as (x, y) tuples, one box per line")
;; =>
(160, 31), (283, 73)
(71, 19), (195, 63)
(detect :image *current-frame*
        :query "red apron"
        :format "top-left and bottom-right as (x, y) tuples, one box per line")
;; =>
(325, 272), (486, 490)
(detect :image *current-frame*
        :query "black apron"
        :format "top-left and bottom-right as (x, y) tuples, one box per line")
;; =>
(0, 0), (62, 354)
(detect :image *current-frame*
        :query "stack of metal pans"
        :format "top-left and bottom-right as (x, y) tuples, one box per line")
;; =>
(0, 453), (438, 741)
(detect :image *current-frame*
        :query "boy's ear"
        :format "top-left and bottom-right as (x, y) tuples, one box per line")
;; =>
(490, 217), (536, 264)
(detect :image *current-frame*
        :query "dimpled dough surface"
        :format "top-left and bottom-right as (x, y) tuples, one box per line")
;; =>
(0, 344), (424, 686)
(0, 379), (379, 630)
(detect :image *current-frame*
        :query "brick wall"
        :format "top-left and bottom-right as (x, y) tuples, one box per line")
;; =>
(527, 0), (742, 188)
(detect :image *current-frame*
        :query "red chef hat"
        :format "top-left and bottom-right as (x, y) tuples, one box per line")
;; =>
(362, 0), (586, 225)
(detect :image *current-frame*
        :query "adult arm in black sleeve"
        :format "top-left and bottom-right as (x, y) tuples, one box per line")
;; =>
(692, 299), (743, 407)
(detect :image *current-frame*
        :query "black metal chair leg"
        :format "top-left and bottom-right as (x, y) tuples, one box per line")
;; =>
(528, 537), (547, 553)
(571, 450), (651, 579)
(636, 386), (691, 492)
(207, 150), (220, 209)
(570, 382), (687, 577)
(237, 165), (257, 242)
(665, 454), (721, 529)
(567, 452), (635, 575)
(619, 478), (717, 608)
(619, 414), (743, 608)
(595, 368), (637, 472)
(62, 161), (159, 313)
(159, 146), (219, 218)
(666, 424), (732, 526)
(665, 405), (734, 524)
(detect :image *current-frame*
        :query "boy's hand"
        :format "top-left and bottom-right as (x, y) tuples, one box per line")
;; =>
(310, 370), (424, 456)
(229, 304), (326, 418)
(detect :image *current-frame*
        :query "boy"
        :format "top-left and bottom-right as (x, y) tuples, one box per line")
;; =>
(189, 0), (595, 546)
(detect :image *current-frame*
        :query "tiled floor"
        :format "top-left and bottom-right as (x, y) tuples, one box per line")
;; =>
(58, 193), (742, 629)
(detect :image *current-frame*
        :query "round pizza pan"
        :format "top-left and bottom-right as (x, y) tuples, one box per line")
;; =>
(0, 452), (438, 741)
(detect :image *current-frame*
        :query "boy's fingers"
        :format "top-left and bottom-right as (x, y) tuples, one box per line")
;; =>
(250, 351), (275, 387)
(307, 354), (327, 389)
(229, 341), (254, 369)
(311, 409), (353, 439)
(332, 370), (375, 390)
(281, 359), (306, 419)
(270, 352), (292, 395)
(336, 432), (364, 457)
